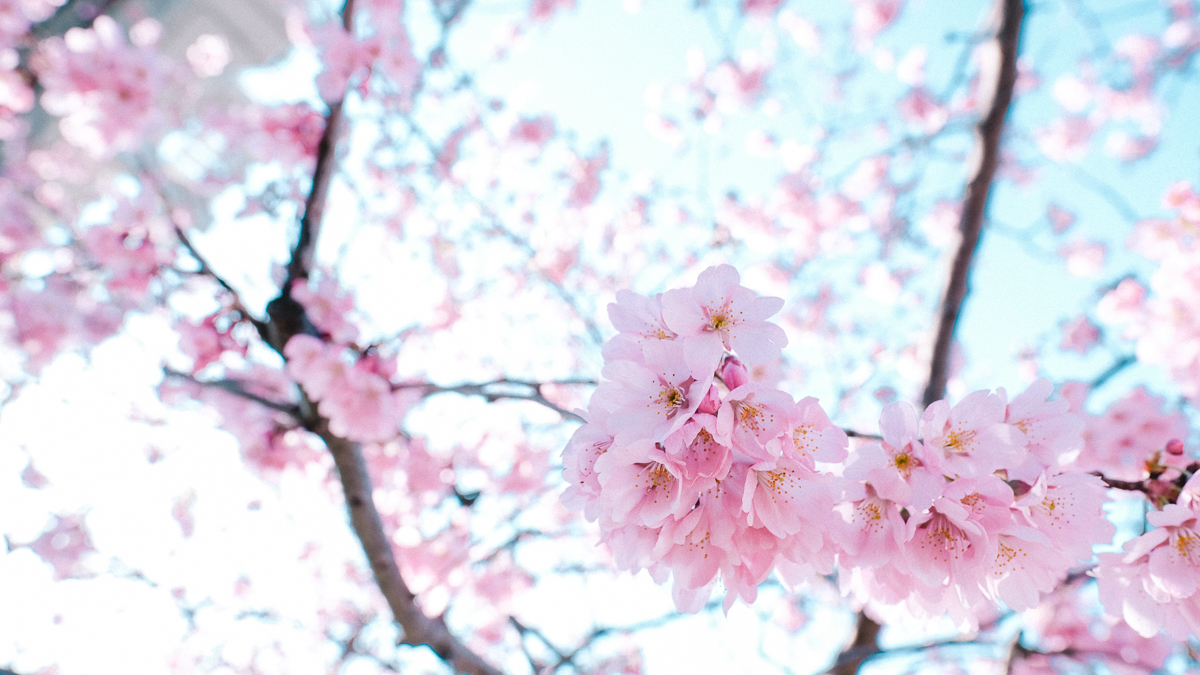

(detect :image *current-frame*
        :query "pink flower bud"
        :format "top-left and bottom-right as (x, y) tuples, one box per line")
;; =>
(719, 355), (750, 390)
(1166, 438), (1185, 456)
(697, 384), (721, 415)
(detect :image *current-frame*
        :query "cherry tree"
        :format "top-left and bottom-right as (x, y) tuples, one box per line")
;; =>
(1, 0), (1199, 673)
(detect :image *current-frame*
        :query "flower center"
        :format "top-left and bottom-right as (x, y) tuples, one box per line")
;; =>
(944, 427), (976, 455)
(658, 385), (686, 412)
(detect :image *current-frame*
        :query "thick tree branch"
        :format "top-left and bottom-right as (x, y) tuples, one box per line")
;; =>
(266, 0), (357, 353)
(824, 3), (1028, 675)
(284, 0), (355, 286)
(315, 415), (503, 675)
(922, 0), (1026, 408)
(829, 611), (883, 675)
(239, 6), (500, 669)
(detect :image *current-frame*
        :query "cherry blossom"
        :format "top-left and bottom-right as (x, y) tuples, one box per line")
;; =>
(661, 264), (788, 375)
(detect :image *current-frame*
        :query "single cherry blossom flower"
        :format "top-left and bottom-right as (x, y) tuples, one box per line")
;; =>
(602, 289), (677, 363)
(661, 264), (787, 376)
(599, 340), (711, 444)
(922, 389), (1022, 478)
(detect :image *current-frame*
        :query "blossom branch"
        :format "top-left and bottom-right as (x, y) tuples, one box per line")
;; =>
(140, 167), (267, 332)
(162, 367), (302, 418)
(922, 0), (1026, 408)
(401, 377), (596, 422)
(1090, 353), (1135, 390)
(509, 615), (565, 672)
(1092, 462), (1200, 502)
(267, 0), (357, 353)
(829, 2), (1029, 675)
(313, 413), (503, 675)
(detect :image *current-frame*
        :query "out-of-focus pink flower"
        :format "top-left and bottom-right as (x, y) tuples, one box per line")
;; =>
(1060, 315), (1099, 354)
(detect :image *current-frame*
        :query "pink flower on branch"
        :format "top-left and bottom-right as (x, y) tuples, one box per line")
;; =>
(1097, 495), (1200, 640)
(661, 264), (787, 376)
(597, 339), (710, 445)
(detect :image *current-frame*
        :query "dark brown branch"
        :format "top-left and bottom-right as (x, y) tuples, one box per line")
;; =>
(284, 0), (355, 286)
(284, 93), (344, 288)
(240, 7), (500, 669)
(844, 429), (883, 441)
(824, 3), (1027, 675)
(315, 415), (503, 675)
(266, 0), (358, 353)
(829, 612), (883, 675)
(1092, 463), (1200, 502)
(922, 0), (1026, 408)
(1091, 473), (1152, 495)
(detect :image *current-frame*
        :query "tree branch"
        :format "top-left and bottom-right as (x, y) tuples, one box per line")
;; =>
(922, 0), (1026, 408)
(266, 0), (357, 353)
(824, 3), (1027, 675)
(162, 367), (302, 418)
(401, 377), (595, 422)
(140, 166), (269, 334)
(314, 414), (503, 675)
(828, 611), (883, 675)
(1090, 353), (1134, 390)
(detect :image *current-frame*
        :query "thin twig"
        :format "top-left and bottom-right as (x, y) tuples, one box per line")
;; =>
(140, 167), (268, 333)
(1090, 354), (1134, 390)
(844, 429), (883, 441)
(401, 377), (594, 422)
(510, 615), (565, 671)
(162, 367), (302, 417)
(552, 598), (725, 670)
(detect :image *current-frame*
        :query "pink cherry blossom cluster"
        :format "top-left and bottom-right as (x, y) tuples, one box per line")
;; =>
(1097, 473), (1200, 640)
(565, 266), (1121, 621)
(563, 264), (840, 611)
(1071, 385), (1191, 482)
(34, 16), (173, 157)
(285, 334), (415, 443)
(835, 382), (1113, 624)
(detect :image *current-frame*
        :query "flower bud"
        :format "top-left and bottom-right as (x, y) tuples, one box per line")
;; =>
(718, 354), (750, 390)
